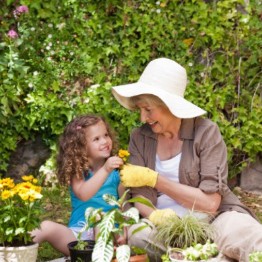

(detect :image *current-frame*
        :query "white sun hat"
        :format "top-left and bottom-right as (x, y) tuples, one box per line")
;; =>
(111, 58), (206, 118)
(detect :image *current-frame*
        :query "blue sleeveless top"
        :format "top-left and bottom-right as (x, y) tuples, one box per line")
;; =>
(68, 169), (120, 228)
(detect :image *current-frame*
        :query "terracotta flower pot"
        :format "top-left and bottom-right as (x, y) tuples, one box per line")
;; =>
(112, 253), (148, 262)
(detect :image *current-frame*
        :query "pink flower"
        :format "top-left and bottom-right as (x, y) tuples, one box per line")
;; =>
(7, 29), (18, 39)
(16, 5), (29, 13)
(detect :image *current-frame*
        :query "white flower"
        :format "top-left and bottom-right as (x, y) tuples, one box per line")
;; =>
(241, 17), (249, 23)
(156, 9), (161, 13)
(48, 23), (53, 28)
(90, 84), (100, 89)
(28, 83), (33, 88)
(31, 27), (36, 31)
(56, 23), (66, 30)
(188, 62), (193, 67)
(33, 71), (38, 76)
(70, 52), (74, 56)
(46, 46), (51, 50)
(84, 98), (90, 103)
(156, 1), (160, 5)
(48, 34), (52, 38)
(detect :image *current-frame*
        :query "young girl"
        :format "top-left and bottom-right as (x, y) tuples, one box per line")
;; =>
(31, 114), (124, 256)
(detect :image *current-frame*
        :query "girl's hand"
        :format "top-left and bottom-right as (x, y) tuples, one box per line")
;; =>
(103, 156), (123, 173)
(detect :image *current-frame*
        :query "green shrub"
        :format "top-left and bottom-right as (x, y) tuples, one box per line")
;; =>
(0, 0), (261, 178)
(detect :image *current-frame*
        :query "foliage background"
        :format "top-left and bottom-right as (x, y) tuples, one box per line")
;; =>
(0, 0), (261, 178)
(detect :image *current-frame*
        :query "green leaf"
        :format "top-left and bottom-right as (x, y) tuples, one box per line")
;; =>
(122, 207), (139, 223)
(115, 245), (130, 262)
(98, 211), (115, 241)
(92, 237), (114, 262)
(126, 196), (155, 209)
(15, 227), (25, 235)
(103, 194), (119, 207)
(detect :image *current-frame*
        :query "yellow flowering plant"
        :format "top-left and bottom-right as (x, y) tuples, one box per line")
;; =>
(0, 175), (43, 247)
(118, 149), (130, 164)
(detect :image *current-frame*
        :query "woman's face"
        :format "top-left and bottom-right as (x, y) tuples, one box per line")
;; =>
(85, 120), (112, 161)
(136, 100), (175, 134)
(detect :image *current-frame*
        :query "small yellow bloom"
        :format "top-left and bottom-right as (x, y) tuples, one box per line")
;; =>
(19, 192), (29, 201)
(22, 175), (34, 181)
(183, 38), (194, 47)
(118, 149), (130, 158)
(118, 149), (130, 164)
(0, 178), (15, 189)
(1, 190), (13, 200)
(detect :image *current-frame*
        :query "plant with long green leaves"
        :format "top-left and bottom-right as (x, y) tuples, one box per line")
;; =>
(82, 189), (154, 262)
(155, 213), (215, 249)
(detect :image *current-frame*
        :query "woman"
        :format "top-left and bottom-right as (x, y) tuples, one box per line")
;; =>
(111, 58), (262, 262)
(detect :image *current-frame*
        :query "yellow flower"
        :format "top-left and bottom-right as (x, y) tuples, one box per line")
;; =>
(0, 177), (15, 189)
(0, 175), (43, 246)
(19, 191), (30, 201)
(28, 189), (42, 201)
(183, 38), (194, 47)
(118, 149), (130, 163)
(22, 175), (34, 181)
(1, 190), (13, 200)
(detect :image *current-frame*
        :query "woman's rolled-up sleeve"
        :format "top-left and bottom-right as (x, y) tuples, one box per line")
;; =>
(197, 122), (229, 196)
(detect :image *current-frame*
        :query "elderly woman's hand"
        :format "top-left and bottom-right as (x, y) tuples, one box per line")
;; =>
(119, 164), (158, 187)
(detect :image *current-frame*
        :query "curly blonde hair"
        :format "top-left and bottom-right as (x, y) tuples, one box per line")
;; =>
(56, 114), (118, 185)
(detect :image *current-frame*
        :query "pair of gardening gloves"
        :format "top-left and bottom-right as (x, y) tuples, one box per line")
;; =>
(120, 164), (178, 226)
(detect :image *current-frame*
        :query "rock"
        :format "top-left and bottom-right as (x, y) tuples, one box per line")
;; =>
(240, 156), (262, 194)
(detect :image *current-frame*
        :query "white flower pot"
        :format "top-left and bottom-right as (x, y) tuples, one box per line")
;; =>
(0, 243), (39, 262)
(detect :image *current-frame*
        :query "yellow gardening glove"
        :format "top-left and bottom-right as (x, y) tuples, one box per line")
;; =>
(148, 209), (178, 227)
(120, 164), (158, 187)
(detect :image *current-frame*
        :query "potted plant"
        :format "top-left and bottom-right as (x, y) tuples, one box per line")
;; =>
(68, 189), (153, 262)
(0, 175), (43, 261)
(155, 213), (218, 262)
(166, 241), (218, 262)
(68, 238), (95, 262)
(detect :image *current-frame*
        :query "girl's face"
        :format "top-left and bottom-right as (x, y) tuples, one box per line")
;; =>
(137, 101), (175, 134)
(85, 120), (112, 161)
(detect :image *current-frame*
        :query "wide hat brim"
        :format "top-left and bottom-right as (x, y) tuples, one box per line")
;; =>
(112, 82), (206, 119)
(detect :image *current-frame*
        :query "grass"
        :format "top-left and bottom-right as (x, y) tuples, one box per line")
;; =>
(37, 185), (262, 261)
